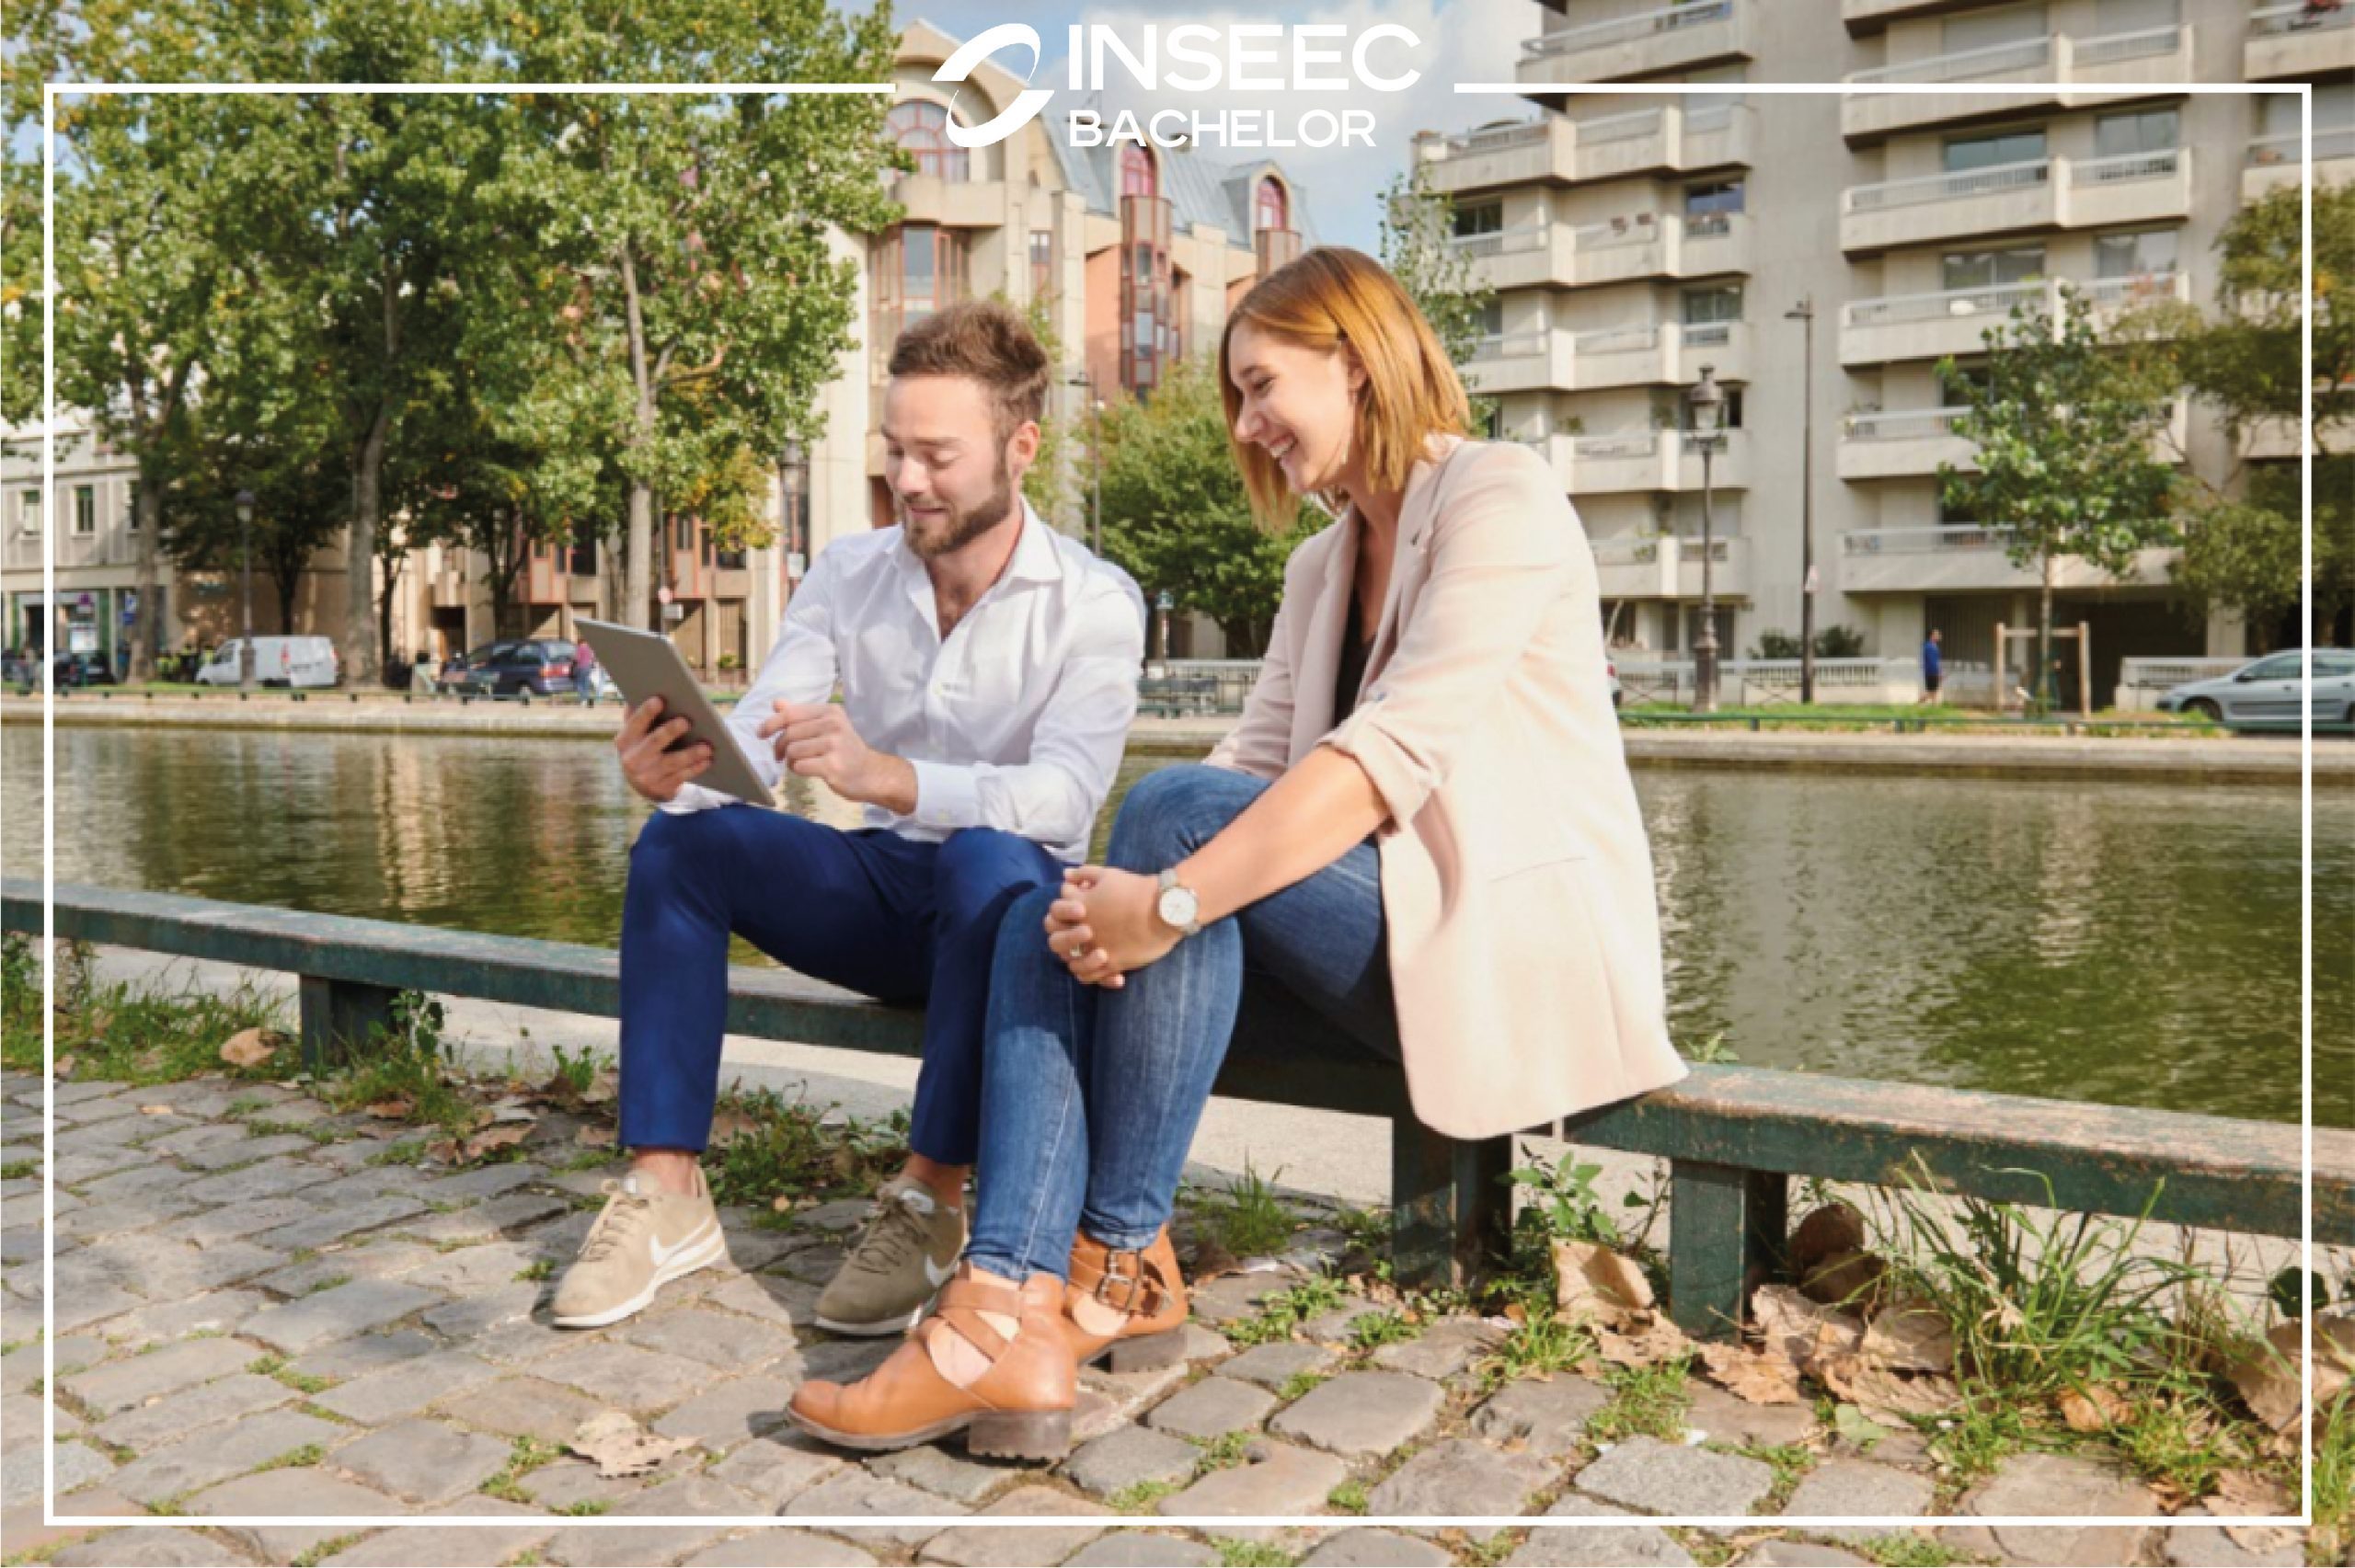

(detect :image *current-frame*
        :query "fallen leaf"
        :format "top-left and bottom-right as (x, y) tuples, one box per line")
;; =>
(1862, 1297), (1956, 1374)
(220, 1027), (278, 1069)
(708, 1108), (760, 1145)
(54, 1054), (75, 1078)
(575, 1125), (616, 1149)
(1594, 1316), (1690, 1368)
(485, 1097), (538, 1126)
(2224, 1524), (2302, 1553)
(1552, 1239), (1655, 1330)
(569, 1411), (695, 1479)
(1696, 1341), (1804, 1403)
(138, 1104), (174, 1116)
(364, 1096), (414, 1120)
(459, 1123), (531, 1162)
(2209, 1468), (2294, 1517)
(1752, 1284), (1865, 1369)
(1815, 1355), (1960, 1426)
(1831, 1402), (1890, 1451)
(771, 1193), (795, 1213)
(582, 1070), (618, 1105)
(2230, 1322), (2313, 1433)
(2056, 1384), (2129, 1433)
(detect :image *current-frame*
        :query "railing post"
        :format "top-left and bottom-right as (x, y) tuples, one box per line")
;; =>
(1668, 1158), (1786, 1341)
(1391, 1116), (1512, 1290)
(298, 975), (401, 1075)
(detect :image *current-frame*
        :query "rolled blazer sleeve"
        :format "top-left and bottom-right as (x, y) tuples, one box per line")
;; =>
(1320, 445), (1578, 830)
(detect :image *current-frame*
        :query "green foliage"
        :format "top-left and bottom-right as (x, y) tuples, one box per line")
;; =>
(1223, 1276), (1349, 1348)
(1097, 356), (1314, 655)
(0, 933), (286, 1084)
(1378, 156), (1496, 429)
(1507, 1151), (1632, 1249)
(1748, 625), (1867, 660)
(1212, 1541), (1294, 1568)
(1189, 1159), (1300, 1260)
(704, 1087), (908, 1211)
(1346, 1310), (1419, 1352)
(1585, 1353), (1695, 1445)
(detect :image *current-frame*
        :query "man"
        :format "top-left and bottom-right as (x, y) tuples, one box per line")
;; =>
(553, 300), (1146, 1334)
(571, 634), (598, 704)
(1920, 628), (1943, 705)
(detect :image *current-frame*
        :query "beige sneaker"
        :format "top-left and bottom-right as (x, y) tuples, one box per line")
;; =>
(552, 1167), (729, 1328)
(813, 1175), (968, 1336)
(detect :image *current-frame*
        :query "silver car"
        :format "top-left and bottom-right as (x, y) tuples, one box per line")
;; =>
(2157, 648), (2355, 730)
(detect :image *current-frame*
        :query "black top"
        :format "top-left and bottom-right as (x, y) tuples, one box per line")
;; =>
(1334, 586), (1373, 725)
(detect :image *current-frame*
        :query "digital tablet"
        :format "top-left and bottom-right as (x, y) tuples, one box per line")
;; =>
(574, 617), (777, 809)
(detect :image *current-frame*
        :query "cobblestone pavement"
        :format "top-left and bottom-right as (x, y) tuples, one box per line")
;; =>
(0, 1070), (2326, 1568)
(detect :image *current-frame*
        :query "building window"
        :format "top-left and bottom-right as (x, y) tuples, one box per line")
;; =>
(1682, 285), (1743, 326)
(1942, 244), (2045, 291)
(1029, 229), (1055, 300)
(1120, 145), (1157, 200)
(126, 480), (139, 531)
(568, 536), (597, 576)
(2094, 227), (2179, 279)
(887, 100), (969, 182)
(1453, 201), (1504, 238)
(872, 224), (969, 356)
(17, 488), (38, 536)
(1683, 178), (1745, 218)
(1255, 177), (1288, 235)
(2094, 107), (2178, 159)
(1119, 177), (1173, 395)
(1944, 128), (2047, 172)
(74, 485), (95, 535)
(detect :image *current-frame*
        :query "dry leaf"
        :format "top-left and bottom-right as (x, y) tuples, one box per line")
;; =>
(2223, 1524), (2302, 1553)
(1552, 1239), (1655, 1330)
(1696, 1342), (1805, 1404)
(569, 1411), (695, 1479)
(220, 1027), (278, 1069)
(459, 1123), (532, 1162)
(1816, 1355), (1961, 1426)
(1752, 1284), (1866, 1369)
(771, 1193), (795, 1213)
(2210, 1468), (2294, 1516)
(707, 1108), (760, 1145)
(364, 1096), (414, 1120)
(138, 1104), (175, 1116)
(1862, 1298), (1956, 1374)
(53, 1054), (75, 1078)
(575, 1125), (616, 1150)
(2231, 1322), (2313, 1433)
(1594, 1316), (1690, 1368)
(2056, 1384), (2129, 1433)
(582, 1070), (618, 1105)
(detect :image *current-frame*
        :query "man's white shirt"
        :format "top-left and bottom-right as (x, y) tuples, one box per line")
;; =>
(659, 500), (1145, 865)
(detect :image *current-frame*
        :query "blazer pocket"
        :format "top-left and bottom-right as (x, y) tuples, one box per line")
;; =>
(1486, 857), (1620, 1047)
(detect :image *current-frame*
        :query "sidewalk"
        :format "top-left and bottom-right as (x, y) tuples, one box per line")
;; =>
(5, 692), (2344, 781)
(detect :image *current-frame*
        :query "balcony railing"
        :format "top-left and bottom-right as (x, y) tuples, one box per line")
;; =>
(2072, 22), (2185, 66)
(1847, 279), (2045, 328)
(1845, 148), (2179, 215)
(1444, 223), (1546, 260)
(1431, 119), (1552, 159)
(1844, 406), (1967, 441)
(1522, 0), (1737, 60)
(2249, 0), (2353, 38)
(1842, 522), (2015, 554)
(1467, 331), (1551, 361)
(2248, 128), (2355, 166)
(1848, 32), (2050, 84)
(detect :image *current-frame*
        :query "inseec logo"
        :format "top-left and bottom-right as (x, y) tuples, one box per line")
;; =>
(932, 22), (1422, 152)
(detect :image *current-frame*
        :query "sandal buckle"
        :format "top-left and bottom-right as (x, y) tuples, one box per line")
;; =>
(1090, 1250), (1166, 1316)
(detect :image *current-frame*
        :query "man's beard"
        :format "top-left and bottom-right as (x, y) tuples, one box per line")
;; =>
(901, 456), (1015, 560)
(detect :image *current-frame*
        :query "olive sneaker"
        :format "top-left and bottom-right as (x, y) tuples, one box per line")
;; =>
(551, 1167), (729, 1328)
(813, 1175), (968, 1336)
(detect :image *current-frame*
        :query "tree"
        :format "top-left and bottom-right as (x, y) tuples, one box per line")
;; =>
(1379, 158), (1496, 428)
(2152, 181), (2355, 644)
(1, 37), (43, 440)
(1097, 357), (1310, 656)
(487, 0), (902, 631)
(1936, 284), (2183, 704)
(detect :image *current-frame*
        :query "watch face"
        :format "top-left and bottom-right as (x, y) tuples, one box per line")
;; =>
(1158, 887), (1199, 929)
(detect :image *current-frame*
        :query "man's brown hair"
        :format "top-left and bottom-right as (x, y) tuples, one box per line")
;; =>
(887, 300), (1051, 445)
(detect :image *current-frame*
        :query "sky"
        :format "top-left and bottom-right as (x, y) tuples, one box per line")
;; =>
(848, 0), (1549, 252)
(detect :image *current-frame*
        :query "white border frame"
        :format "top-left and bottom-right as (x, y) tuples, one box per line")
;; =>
(35, 66), (2317, 1539)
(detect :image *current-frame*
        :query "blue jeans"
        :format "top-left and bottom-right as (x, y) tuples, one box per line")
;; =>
(618, 808), (1065, 1166)
(967, 764), (1401, 1280)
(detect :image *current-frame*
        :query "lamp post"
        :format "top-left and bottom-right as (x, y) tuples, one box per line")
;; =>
(1154, 589), (1173, 663)
(1684, 366), (1726, 713)
(777, 438), (809, 589)
(235, 488), (256, 692)
(1786, 297), (1818, 706)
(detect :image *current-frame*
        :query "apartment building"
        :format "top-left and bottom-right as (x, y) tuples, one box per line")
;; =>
(1415, 0), (2349, 699)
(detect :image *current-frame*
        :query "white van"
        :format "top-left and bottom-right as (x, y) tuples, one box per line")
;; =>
(196, 636), (339, 689)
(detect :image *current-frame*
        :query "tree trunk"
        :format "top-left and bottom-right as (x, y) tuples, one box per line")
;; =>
(346, 402), (391, 687)
(2037, 550), (2057, 713)
(620, 244), (657, 631)
(128, 463), (162, 683)
(376, 547), (402, 671)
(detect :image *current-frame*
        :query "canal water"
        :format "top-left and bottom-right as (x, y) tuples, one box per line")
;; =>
(4, 724), (2345, 1128)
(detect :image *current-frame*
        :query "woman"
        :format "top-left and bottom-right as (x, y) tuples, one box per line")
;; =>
(787, 246), (1686, 1458)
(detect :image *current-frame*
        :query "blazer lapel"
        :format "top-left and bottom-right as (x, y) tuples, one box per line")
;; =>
(1363, 435), (1466, 683)
(1290, 505), (1357, 761)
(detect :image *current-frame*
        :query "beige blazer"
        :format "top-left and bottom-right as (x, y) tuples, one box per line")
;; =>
(1206, 434), (1687, 1139)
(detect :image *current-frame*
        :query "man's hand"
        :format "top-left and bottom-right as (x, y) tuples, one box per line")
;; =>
(615, 697), (712, 804)
(758, 701), (915, 811)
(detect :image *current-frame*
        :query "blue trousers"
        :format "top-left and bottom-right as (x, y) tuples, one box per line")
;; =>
(617, 807), (1065, 1166)
(966, 765), (1401, 1281)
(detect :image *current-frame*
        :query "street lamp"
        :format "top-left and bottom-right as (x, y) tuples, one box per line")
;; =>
(235, 488), (256, 692)
(777, 438), (809, 587)
(1154, 589), (1173, 663)
(1684, 366), (1726, 713)
(1786, 297), (1818, 706)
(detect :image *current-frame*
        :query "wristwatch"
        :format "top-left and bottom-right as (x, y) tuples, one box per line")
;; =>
(1155, 868), (1202, 938)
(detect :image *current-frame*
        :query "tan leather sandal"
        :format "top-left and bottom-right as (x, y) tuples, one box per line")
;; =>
(785, 1265), (1075, 1459)
(1062, 1227), (1190, 1373)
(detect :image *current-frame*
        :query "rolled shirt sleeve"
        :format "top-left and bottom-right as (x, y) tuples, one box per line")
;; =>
(1319, 446), (1579, 830)
(657, 554), (842, 816)
(908, 576), (1145, 853)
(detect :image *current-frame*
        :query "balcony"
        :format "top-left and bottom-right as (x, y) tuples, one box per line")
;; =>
(1840, 399), (2188, 479)
(1463, 329), (1578, 396)
(1840, 271), (2191, 366)
(1419, 105), (1756, 195)
(1844, 0), (2021, 35)
(1841, 149), (2193, 256)
(2241, 416), (2306, 461)
(1534, 429), (1752, 494)
(1449, 210), (1752, 292)
(2244, 128), (2355, 199)
(1516, 0), (1752, 97)
(1838, 523), (2177, 594)
(884, 174), (1006, 230)
(2246, 0), (2354, 80)
(1842, 27), (2192, 143)
(1591, 534), (1750, 600)
(1570, 320), (1753, 390)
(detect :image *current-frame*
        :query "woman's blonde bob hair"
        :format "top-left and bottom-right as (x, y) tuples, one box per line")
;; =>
(1218, 246), (1472, 528)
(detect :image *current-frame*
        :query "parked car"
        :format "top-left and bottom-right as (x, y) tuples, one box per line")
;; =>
(2156, 648), (2355, 730)
(3, 651), (45, 692)
(52, 651), (117, 688)
(194, 635), (339, 689)
(442, 639), (578, 698)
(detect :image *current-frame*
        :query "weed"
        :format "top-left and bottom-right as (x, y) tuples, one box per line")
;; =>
(1223, 1276), (1348, 1349)
(0, 1161), (33, 1181)
(1211, 1541), (1292, 1568)
(1192, 1431), (1255, 1471)
(1190, 1159), (1299, 1259)
(1276, 1370), (1327, 1402)
(1585, 1354), (1694, 1446)
(1326, 1480), (1368, 1514)
(1107, 1478), (1180, 1514)
(514, 1259), (557, 1283)
(1346, 1310), (1419, 1352)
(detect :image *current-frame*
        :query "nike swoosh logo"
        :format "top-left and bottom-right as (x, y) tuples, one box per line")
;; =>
(650, 1225), (713, 1267)
(924, 1254), (956, 1288)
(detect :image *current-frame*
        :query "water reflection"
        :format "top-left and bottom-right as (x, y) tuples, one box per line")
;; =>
(5, 723), (2343, 1127)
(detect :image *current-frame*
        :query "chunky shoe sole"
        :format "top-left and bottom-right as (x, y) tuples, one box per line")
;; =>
(784, 1402), (1073, 1461)
(1079, 1326), (1189, 1375)
(550, 1223), (729, 1329)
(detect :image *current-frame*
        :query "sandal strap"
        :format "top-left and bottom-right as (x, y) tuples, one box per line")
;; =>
(1071, 1241), (1173, 1317)
(925, 1272), (1024, 1361)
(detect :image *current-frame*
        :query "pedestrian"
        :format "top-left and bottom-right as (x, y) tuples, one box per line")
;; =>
(1919, 628), (1944, 705)
(571, 634), (598, 704)
(412, 647), (435, 696)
